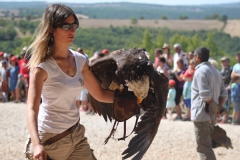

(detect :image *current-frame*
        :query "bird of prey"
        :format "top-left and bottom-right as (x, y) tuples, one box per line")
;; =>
(88, 48), (168, 160)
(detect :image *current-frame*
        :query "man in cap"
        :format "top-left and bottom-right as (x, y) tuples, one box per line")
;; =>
(219, 56), (232, 124)
(191, 47), (228, 160)
(173, 43), (187, 71)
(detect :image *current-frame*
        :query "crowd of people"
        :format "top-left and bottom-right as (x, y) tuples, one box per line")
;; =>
(152, 43), (240, 125)
(0, 49), (29, 103)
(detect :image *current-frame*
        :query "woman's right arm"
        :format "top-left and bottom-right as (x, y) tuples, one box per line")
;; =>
(27, 67), (47, 160)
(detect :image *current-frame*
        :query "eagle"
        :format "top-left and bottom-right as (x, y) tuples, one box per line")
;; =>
(88, 48), (168, 160)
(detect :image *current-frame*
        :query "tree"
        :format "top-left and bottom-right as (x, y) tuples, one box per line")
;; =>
(202, 32), (224, 59)
(161, 15), (167, 20)
(220, 14), (228, 23)
(130, 17), (138, 25)
(187, 34), (203, 51)
(169, 33), (181, 49)
(211, 14), (219, 20)
(154, 30), (165, 49)
(26, 14), (32, 21)
(179, 16), (188, 20)
(141, 30), (154, 59)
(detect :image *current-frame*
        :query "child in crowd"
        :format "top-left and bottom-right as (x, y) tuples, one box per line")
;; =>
(182, 72), (193, 121)
(185, 59), (195, 77)
(166, 79), (176, 120)
(231, 76), (240, 125)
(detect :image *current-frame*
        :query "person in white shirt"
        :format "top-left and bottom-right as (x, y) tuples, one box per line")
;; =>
(26, 4), (114, 160)
(173, 43), (187, 71)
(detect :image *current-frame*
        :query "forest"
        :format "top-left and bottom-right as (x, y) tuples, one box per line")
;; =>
(0, 18), (240, 66)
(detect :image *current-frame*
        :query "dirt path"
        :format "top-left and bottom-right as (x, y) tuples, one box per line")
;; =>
(0, 103), (239, 160)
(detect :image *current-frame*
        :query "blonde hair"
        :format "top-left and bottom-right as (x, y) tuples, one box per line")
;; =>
(27, 4), (78, 70)
(208, 59), (218, 69)
(189, 59), (195, 65)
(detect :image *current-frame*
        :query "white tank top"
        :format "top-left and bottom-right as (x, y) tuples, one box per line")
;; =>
(37, 50), (86, 133)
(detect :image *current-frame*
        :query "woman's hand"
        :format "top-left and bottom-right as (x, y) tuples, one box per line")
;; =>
(33, 144), (47, 160)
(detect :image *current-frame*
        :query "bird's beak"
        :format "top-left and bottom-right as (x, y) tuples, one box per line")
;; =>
(137, 97), (143, 104)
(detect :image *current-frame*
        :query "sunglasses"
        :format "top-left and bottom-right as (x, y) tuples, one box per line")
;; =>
(57, 22), (79, 31)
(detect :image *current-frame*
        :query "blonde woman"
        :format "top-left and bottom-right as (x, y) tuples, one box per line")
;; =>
(26, 4), (114, 160)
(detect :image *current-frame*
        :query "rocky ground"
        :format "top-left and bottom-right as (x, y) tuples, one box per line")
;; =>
(0, 103), (239, 160)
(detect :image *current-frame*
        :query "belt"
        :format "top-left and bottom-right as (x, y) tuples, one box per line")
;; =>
(43, 119), (79, 146)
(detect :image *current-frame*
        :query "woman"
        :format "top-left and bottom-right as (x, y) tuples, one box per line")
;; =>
(26, 4), (114, 160)
(156, 56), (169, 78)
(162, 43), (173, 69)
(172, 59), (186, 120)
(9, 56), (20, 101)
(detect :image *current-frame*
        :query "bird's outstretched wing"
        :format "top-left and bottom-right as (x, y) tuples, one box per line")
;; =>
(88, 58), (116, 122)
(88, 49), (127, 122)
(122, 71), (168, 160)
(88, 48), (168, 160)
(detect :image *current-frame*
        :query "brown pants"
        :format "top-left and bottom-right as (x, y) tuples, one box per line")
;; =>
(193, 120), (216, 160)
(24, 124), (96, 160)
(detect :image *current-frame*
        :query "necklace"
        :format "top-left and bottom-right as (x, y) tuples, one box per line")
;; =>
(67, 55), (71, 75)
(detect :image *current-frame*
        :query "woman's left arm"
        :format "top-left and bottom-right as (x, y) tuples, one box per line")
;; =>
(82, 62), (114, 103)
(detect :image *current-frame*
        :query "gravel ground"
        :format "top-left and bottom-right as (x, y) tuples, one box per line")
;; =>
(0, 103), (239, 160)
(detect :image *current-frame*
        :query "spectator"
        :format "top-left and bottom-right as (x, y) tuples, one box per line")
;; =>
(191, 47), (228, 160)
(154, 48), (162, 69)
(15, 73), (28, 103)
(9, 56), (20, 101)
(219, 56), (232, 124)
(162, 43), (173, 69)
(77, 47), (89, 61)
(173, 44), (187, 71)
(89, 51), (99, 65)
(0, 52), (4, 71)
(18, 51), (29, 83)
(230, 76), (240, 125)
(208, 58), (219, 69)
(156, 56), (169, 78)
(188, 51), (194, 62)
(76, 47), (91, 113)
(166, 79), (176, 120)
(0, 60), (9, 102)
(182, 72), (193, 121)
(184, 59), (196, 79)
(76, 88), (89, 112)
(101, 49), (109, 55)
(231, 53), (240, 79)
(170, 59), (187, 120)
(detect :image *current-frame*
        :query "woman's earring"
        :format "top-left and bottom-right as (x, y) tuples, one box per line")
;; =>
(50, 36), (53, 43)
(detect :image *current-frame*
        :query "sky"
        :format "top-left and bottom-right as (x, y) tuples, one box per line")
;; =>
(1, 0), (240, 5)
